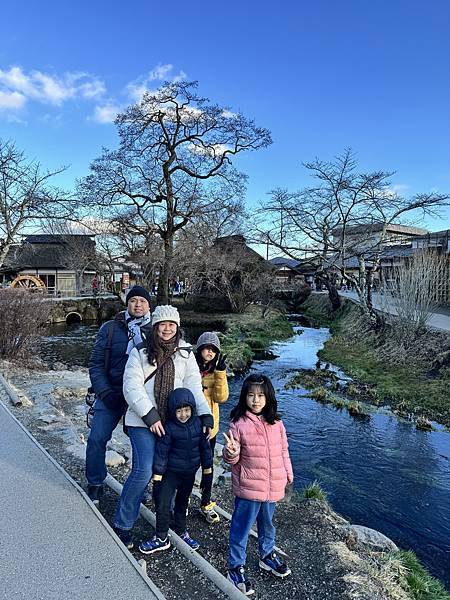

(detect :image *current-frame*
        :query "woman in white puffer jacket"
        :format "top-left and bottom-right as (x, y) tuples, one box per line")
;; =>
(112, 305), (213, 548)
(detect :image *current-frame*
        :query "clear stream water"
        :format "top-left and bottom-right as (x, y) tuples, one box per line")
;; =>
(40, 321), (450, 588)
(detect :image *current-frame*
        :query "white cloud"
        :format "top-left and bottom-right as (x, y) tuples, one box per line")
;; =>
(91, 103), (121, 124)
(0, 89), (26, 110)
(126, 63), (187, 102)
(0, 66), (106, 112)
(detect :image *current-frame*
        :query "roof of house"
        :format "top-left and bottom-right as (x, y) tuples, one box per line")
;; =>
(2, 235), (96, 271)
(332, 223), (428, 237)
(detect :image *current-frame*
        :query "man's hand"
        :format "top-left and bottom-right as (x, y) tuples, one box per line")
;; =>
(150, 420), (165, 437)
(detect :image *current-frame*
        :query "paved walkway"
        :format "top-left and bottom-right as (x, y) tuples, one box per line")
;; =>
(337, 290), (450, 332)
(0, 399), (164, 600)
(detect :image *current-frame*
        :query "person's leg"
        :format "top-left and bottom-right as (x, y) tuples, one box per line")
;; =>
(229, 497), (261, 569)
(173, 471), (196, 535)
(256, 502), (276, 558)
(200, 436), (216, 506)
(113, 427), (155, 531)
(85, 397), (122, 486)
(155, 472), (178, 539)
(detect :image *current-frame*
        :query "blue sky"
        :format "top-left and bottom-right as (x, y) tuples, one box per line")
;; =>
(1, 0), (449, 231)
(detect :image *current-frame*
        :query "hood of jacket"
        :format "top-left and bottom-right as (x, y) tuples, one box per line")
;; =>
(166, 387), (197, 422)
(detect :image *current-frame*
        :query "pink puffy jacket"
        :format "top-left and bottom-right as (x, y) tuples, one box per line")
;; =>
(223, 412), (293, 502)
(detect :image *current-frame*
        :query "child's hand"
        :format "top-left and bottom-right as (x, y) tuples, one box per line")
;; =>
(215, 353), (227, 371)
(287, 474), (294, 485)
(223, 430), (239, 455)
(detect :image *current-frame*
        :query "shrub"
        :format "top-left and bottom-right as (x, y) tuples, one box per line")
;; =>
(0, 289), (51, 359)
(302, 480), (327, 502)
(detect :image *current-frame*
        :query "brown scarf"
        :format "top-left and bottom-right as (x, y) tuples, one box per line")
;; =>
(153, 338), (178, 423)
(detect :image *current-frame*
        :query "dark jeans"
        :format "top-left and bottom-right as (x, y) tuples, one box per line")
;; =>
(154, 470), (196, 538)
(200, 436), (216, 506)
(85, 397), (123, 486)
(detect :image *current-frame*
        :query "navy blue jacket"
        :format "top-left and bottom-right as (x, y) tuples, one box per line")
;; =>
(153, 388), (213, 476)
(88, 311), (151, 412)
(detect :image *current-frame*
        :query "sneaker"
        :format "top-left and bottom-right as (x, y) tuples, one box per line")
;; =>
(199, 501), (220, 524)
(113, 527), (134, 550)
(87, 484), (103, 506)
(180, 531), (200, 550)
(139, 535), (170, 555)
(259, 551), (291, 578)
(227, 566), (255, 596)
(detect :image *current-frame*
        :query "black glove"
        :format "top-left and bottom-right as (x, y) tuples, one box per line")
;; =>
(200, 472), (213, 493)
(215, 353), (227, 371)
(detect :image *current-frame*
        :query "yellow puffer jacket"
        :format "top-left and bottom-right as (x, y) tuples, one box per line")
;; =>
(201, 369), (229, 439)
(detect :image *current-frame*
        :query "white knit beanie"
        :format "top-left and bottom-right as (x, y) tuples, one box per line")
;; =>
(152, 305), (180, 327)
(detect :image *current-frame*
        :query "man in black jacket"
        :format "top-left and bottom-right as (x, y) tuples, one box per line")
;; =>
(86, 286), (152, 504)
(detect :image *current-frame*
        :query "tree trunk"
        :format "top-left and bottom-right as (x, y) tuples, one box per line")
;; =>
(157, 234), (173, 305)
(317, 274), (341, 310)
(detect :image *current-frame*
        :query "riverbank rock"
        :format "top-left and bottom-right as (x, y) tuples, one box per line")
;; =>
(341, 524), (398, 552)
(105, 450), (126, 467)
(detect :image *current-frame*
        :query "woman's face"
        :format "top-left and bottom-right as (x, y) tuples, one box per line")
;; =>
(201, 346), (217, 363)
(156, 321), (177, 341)
(246, 384), (266, 414)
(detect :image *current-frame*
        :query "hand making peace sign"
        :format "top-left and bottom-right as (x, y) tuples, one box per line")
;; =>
(223, 430), (239, 455)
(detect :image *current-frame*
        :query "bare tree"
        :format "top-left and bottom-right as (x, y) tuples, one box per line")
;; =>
(44, 221), (98, 294)
(0, 288), (51, 359)
(185, 237), (272, 313)
(259, 149), (449, 326)
(78, 81), (272, 304)
(0, 139), (70, 267)
(381, 250), (449, 331)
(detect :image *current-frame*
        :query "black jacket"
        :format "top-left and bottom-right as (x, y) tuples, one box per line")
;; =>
(153, 388), (213, 476)
(88, 311), (152, 411)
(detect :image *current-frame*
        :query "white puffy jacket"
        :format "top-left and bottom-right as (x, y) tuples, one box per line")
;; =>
(123, 340), (213, 428)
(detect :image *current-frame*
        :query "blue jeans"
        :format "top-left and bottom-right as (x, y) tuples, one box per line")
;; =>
(229, 497), (276, 569)
(85, 397), (123, 486)
(114, 426), (155, 531)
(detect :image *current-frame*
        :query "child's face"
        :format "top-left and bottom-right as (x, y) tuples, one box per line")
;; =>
(201, 346), (217, 362)
(175, 405), (192, 423)
(246, 385), (266, 414)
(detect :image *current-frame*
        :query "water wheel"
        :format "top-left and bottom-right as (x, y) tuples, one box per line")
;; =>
(10, 274), (46, 292)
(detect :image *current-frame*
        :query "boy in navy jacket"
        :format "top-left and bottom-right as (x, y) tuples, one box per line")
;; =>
(139, 388), (213, 554)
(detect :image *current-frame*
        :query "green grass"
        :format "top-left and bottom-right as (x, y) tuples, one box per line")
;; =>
(219, 307), (293, 372)
(302, 480), (328, 502)
(320, 334), (450, 425)
(382, 550), (450, 600)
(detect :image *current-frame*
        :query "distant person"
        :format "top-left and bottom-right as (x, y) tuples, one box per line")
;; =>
(223, 374), (293, 596)
(139, 388), (213, 554)
(195, 331), (229, 523)
(112, 305), (213, 549)
(92, 276), (99, 296)
(85, 286), (152, 505)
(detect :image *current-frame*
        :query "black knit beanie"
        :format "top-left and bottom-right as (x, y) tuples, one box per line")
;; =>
(125, 285), (152, 306)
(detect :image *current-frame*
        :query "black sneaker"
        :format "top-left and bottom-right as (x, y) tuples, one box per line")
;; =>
(113, 526), (134, 550)
(227, 566), (255, 596)
(259, 551), (291, 578)
(87, 484), (103, 506)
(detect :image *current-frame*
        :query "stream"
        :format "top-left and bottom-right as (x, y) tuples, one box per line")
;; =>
(40, 321), (450, 588)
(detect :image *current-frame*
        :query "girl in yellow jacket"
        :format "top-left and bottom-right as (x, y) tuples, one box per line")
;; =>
(195, 331), (229, 523)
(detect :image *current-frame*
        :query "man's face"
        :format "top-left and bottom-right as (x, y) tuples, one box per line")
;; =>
(127, 296), (150, 317)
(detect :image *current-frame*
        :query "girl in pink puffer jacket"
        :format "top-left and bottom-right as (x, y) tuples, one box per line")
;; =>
(223, 374), (293, 596)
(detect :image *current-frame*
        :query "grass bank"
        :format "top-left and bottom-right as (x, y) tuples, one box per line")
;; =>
(175, 300), (293, 371)
(300, 294), (450, 426)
